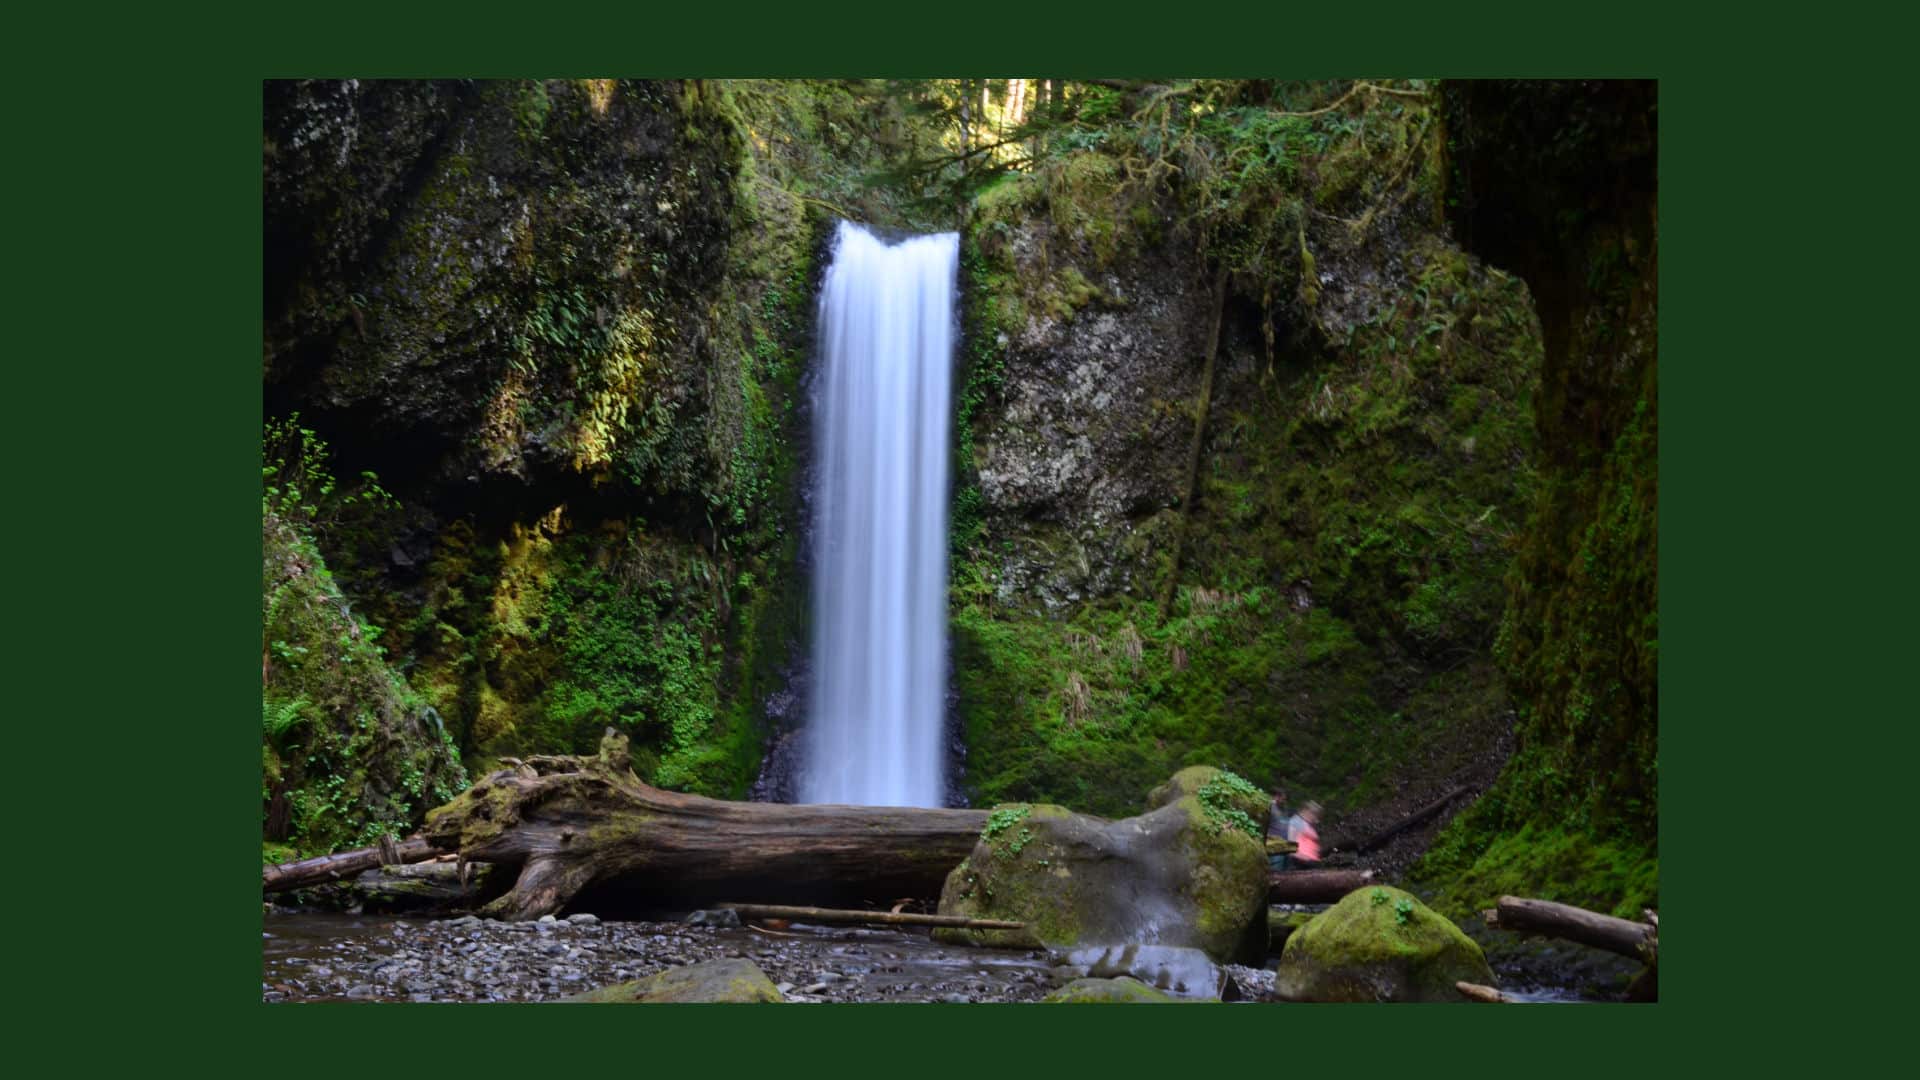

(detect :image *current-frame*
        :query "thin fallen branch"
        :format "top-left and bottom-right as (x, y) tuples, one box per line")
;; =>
(1333, 784), (1471, 854)
(1456, 981), (1513, 1003)
(720, 902), (1025, 931)
(263, 834), (441, 894)
(1159, 267), (1230, 617)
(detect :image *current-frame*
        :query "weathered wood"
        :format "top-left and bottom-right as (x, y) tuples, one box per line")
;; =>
(719, 903), (1025, 931)
(1485, 896), (1658, 966)
(1335, 785), (1471, 854)
(1456, 981), (1513, 1003)
(1267, 868), (1375, 903)
(262, 834), (441, 894)
(415, 731), (991, 920)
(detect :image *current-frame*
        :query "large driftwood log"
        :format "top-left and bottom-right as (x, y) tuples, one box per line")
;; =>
(1483, 896), (1659, 966)
(413, 732), (991, 920)
(1267, 868), (1374, 903)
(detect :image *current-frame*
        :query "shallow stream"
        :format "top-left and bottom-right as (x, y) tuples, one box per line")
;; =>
(263, 909), (1608, 1004)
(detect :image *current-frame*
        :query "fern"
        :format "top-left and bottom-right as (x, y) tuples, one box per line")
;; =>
(263, 694), (309, 741)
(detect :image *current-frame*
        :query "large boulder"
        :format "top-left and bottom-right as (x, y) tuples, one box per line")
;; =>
(935, 768), (1268, 962)
(561, 958), (784, 1003)
(1275, 886), (1494, 1002)
(1043, 978), (1180, 1004)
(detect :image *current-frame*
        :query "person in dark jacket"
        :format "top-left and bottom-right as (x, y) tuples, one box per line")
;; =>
(1265, 789), (1293, 871)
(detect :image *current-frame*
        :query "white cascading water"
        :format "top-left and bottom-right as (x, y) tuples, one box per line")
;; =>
(799, 221), (958, 808)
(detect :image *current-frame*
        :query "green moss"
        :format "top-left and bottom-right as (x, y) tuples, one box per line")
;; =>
(1415, 817), (1657, 921)
(561, 958), (784, 1003)
(263, 506), (467, 857)
(1043, 978), (1181, 1003)
(1276, 885), (1492, 1002)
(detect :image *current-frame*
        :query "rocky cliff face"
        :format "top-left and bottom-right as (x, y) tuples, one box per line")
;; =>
(262, 80), (826, 848)
(950, 90), (1542, 819)
(265, 78), (739, 503)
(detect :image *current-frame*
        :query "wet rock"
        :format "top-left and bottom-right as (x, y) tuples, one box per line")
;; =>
(1043, 977), (1181, 1004)
(1275, 886), (1493, 1002)
(567, 913), (599, 925)
(936, 770), (1268, 962)
(683, 908), (742, 928)
(561, 958), (786, 1003)
(1051, 943), (1224, 1000)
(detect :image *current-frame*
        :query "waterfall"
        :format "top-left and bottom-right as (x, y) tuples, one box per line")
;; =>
(800, 221), (958, 808)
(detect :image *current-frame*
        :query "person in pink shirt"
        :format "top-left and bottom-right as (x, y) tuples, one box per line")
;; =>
(1286, 801), (1323, 866)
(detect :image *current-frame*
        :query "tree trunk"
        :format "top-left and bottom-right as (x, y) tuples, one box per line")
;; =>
(1483, 896), (1658, 965)
(1267, 868), (1374, 903)
(958, 78), (971, 163)
(410, 731), (990, 920)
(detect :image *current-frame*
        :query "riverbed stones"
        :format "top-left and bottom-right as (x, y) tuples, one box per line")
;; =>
(1274, 886), (1494, 1002)
(562, 958), (785, 1003)
(934, 770), (1268, 962)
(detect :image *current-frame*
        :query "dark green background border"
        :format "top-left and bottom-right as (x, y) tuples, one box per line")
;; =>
(27, 0), (1807, 1068)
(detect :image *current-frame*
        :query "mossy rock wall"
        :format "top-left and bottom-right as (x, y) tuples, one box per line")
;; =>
(1415, 80), (1657, 916)
(262, 81), (887, 814)
(953, 104), (1541, 819)
(1274, 886), (1492, 1002)
(935, 780), (1267, 963)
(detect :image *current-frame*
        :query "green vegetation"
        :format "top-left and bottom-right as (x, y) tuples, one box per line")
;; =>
(263, 79), (1656, 928)
(1276, 885), (1493, 1002)
(1196, 771), (1266, 839)
(262, 420), (465, 857)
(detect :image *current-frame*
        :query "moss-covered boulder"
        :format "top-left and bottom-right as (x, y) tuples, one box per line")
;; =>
(935, 771), (1268, 962)
(1275, 886), (1493, 1002)
(1043, 978), (1180, 1003)
(561, 958), (784, 1003)
(1146, 766), (1267, 820)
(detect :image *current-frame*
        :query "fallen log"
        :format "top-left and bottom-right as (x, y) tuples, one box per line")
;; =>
(1334, 785), (1472, 854)
(1483, 896), (1658, 966)
(1267, 868), (1375, 903)
(263, 834), (441, 894)
(1456, 981), (1513, 1003)
(719, 903), (1025, 931)
(415, 730), (991, 920)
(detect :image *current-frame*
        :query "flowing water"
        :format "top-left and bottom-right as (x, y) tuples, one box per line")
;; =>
(800, 222), (959, 808)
